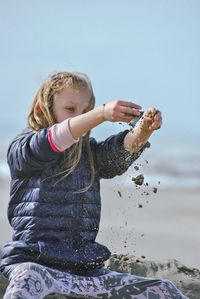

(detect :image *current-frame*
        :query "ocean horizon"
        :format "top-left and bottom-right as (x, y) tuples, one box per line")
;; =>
(1, 136), (199, 190)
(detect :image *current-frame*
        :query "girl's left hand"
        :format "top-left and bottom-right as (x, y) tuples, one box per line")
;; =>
(143, 108), (162, 131)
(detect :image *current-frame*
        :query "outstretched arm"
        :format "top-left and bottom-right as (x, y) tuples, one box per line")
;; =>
(50, 101), (162, 155)
(68, 100), (142, 139)
(91, 107), (162, 179)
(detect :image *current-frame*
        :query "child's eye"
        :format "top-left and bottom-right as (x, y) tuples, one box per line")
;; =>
(65, 107), (75, 112)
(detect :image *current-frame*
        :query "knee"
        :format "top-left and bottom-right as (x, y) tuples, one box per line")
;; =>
(9, 262), (54, 291)
(10, 262), (49, 279)
(8, 263), (51, 294)
(10, 262), (39, 279)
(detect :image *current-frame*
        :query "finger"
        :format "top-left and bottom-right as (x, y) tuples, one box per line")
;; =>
(154, 114), (162, 122)
(151, 123), (160, 129)
(152, 117), (162, 125)
(118, 100), (142, 110)
(145, 107), (157, 117)
(150, 120), (162, 130)
(118, 112), (135, 122)
(120, 106), (141, 116)
(154, 110), (162, 117)
(150, 124), (161, 130)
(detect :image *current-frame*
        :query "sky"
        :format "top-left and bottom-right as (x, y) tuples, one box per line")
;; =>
(0, 0), (200, 150)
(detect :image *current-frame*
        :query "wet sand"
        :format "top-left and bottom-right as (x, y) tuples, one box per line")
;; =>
(1, 177), (200, 269)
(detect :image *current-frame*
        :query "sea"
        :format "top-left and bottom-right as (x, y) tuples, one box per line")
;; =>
(0, 138), (200, 190)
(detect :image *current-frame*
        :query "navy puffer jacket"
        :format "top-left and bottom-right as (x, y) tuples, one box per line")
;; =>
(0, 126), (147, 274)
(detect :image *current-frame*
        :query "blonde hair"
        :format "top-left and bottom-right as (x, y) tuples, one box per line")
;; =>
(28, 71), (96, 193)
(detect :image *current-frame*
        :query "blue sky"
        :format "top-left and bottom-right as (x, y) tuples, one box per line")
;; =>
(0, 0), (199, 148)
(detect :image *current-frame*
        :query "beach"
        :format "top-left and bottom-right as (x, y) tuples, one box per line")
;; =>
(1, 175), (200, 270)
(98, 178), (200, 269)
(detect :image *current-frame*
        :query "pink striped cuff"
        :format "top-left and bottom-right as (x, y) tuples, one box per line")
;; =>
(47, 118), (79, 153)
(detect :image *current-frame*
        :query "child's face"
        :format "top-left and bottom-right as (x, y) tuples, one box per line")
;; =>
(53, 86), (91, 123)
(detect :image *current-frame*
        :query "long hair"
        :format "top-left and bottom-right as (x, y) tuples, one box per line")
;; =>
(27, 71), (96, 193)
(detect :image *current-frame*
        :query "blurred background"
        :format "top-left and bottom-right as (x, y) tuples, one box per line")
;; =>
(0, 0), (200, 268)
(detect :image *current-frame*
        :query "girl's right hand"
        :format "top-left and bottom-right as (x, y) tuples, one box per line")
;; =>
(103, 100), (142, 123)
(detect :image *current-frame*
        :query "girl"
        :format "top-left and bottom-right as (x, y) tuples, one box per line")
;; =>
(0, 72), (187, 299)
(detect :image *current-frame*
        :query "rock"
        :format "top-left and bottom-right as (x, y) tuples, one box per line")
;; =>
(0, 274), (8, 298)
(132, 174), (144, 186)
(106, 254), (200, 299)
(0, 255), (199, 298)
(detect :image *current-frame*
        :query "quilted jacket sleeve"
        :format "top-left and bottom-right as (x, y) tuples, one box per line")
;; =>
(91, 130), (150, 179)
(7, 127), (63, 177)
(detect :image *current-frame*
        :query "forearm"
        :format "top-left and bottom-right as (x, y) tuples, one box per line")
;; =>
(123, 108), (162, 154)
(124, 104), (161, 153)
(123, 124), (152, 154)
(69, 106), (105, 139)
